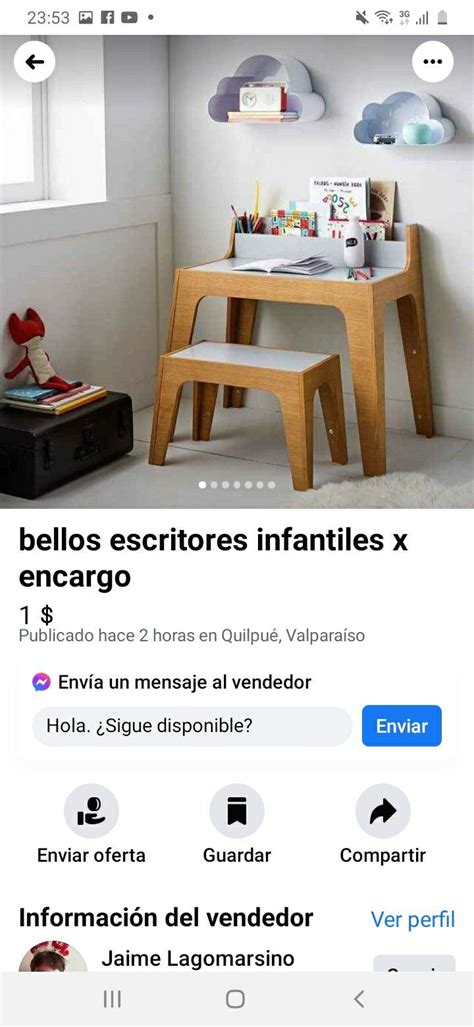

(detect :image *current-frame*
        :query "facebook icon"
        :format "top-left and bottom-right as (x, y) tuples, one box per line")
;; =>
(101, 10), (115, 22)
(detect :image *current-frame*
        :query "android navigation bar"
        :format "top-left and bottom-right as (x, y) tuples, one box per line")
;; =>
(1, 970), (471, 1024)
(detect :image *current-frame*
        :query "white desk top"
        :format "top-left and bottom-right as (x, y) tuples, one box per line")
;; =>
(190, 257), (402, 283)
(170, 341), (330, 372)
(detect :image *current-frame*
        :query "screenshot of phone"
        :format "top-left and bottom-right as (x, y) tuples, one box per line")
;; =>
(0, 3), (473, 1025)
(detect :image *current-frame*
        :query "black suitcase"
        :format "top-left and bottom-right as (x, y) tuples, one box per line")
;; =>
(0, 392), (133, 499)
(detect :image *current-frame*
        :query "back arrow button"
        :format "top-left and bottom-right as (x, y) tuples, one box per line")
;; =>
(26, 55), (45, 71)
(354, 990), (365, 1008)
(14, 41), (56, 83)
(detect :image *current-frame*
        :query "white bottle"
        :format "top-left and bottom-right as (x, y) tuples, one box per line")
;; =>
(343, 216), (365, 268)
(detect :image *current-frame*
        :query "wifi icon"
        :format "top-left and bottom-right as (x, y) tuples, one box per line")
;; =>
(375, 9), (393, 22)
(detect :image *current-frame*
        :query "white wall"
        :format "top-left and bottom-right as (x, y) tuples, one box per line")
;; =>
(1, 37), (172, 411)
(104, 36), (170, 200)
(47, 37), (107, 203)
(169, 35), (474, 438)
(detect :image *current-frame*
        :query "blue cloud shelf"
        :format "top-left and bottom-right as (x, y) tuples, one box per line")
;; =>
(354, 91), (455, 146)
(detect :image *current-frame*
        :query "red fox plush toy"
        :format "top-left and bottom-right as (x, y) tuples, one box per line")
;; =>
(5, 309), (72, 392)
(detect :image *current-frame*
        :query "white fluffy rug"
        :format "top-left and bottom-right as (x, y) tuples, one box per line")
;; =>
(287, 473), (474, 509)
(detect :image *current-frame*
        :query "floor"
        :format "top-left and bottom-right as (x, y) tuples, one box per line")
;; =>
(1, 397), (473, 509)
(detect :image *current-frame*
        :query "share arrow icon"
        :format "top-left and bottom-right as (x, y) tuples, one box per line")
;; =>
(369, 797), (397, 824)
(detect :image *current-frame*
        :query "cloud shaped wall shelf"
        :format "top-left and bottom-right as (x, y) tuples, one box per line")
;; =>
(208, 55), (325, 124)
(354, 91), (455, 146)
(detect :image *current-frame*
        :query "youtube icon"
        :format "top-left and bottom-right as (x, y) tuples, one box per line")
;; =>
(121, 10), (138, 21)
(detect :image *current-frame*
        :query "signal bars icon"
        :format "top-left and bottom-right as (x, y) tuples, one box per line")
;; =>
(416, 10), (429, 23)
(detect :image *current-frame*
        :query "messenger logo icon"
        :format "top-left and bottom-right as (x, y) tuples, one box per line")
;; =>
(32, 673), (51, 692)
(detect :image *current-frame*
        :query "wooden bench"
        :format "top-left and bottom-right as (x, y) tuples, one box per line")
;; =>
(150, 341), (348, 491)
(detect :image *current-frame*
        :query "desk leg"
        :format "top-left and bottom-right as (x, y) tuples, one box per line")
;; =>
(223, 297), (258, 408)
(345, 298), (386, 477)
(318, 360), (349, 466)
(149, 273), (202, 465)
(397, 292), (434, 437)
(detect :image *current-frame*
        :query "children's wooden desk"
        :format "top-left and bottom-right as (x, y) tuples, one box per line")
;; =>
(149, 222), (434, 476)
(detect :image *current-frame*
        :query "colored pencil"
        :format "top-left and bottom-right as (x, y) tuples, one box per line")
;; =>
(253, 181), (260, 219)
(231, 205), (243, 233)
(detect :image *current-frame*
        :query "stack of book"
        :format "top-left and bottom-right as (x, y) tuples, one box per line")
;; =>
(228, 111), (298, 124)
(2, 382), (107, 415)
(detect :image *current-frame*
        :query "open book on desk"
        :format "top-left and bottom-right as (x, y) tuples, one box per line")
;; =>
(233, 255), (334, 276)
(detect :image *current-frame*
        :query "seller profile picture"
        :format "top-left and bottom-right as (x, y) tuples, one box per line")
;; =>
(19, 941), (87, 972)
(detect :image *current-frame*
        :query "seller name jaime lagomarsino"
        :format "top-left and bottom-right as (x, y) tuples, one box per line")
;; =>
(101, 949), (296, 969)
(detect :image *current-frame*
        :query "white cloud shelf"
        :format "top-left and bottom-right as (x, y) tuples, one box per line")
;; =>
(208, 55), (326, 125)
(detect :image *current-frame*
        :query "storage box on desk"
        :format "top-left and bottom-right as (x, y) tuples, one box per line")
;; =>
(0, 392), (133, 499)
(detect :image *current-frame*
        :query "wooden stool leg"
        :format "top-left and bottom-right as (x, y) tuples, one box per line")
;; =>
(318, 361), (348, 465)
(223, 297), (258, 408)
(148, 364), (183, 466)
(168, 272), (204, 445)
(193, 382), (219, 441)
(279, 381), (314, 491)
(397, 292), (434, 437)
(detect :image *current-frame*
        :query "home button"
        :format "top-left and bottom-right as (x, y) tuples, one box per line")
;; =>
(226, 989), (245, 1009)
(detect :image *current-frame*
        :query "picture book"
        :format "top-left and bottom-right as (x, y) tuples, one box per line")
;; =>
(233, 255), (333, 276)
(3, 381), (81, 402)
(271, 209), (316, 237)
(38, 385), (106, 410)
(3, 384), (59, 402)
(369, 180), (396, 240)
(41, 384), (92, 405)
(309, 177), (369, 220)
(288, 201), (330, 236)
(2, 385), (107, 415)
(4, 389), (107, 415)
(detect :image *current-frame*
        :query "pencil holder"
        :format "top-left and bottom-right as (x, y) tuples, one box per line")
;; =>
(234, 215), (266, 235)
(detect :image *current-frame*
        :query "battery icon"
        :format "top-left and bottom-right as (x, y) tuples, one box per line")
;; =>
(438, 9), (448, 23)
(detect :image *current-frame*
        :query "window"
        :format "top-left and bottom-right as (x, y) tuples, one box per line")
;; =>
(0, 37), (46, 203)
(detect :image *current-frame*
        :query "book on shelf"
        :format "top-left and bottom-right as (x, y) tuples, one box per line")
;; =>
(369, 180), (396, 240)
(271, 209), (317, 237)
(233, 255), (334, 276)
(309, 177), (370, 221)
(2, 385), (107, 415)
(228, 111), (298, 123)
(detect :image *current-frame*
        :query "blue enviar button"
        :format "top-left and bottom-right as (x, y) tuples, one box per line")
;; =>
(362, 705), (442, 747)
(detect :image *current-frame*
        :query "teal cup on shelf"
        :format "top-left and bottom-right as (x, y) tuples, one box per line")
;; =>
(402, 119), (433, 144)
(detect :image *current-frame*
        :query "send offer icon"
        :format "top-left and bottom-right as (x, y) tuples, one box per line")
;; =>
(362, 705), (442, 747)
